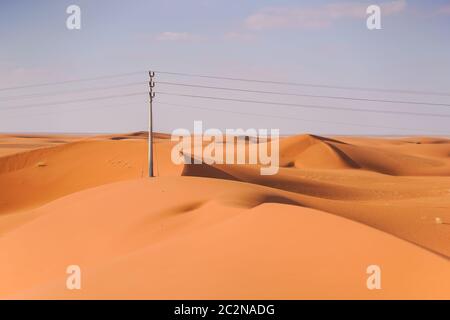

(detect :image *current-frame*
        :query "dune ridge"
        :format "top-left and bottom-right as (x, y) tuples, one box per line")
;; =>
(0, 132), (449, 299)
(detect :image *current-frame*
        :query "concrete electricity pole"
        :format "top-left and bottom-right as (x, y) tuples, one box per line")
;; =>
(148, 71), (155, 177)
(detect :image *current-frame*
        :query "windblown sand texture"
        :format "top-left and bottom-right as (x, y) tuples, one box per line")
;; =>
(0, 132), (449, 299)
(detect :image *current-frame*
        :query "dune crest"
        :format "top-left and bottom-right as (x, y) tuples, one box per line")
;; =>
(0, 132), (449, 299)
(0, 177), (449, 299)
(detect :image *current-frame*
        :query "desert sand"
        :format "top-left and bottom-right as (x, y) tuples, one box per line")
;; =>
(0, 132), (449, 299)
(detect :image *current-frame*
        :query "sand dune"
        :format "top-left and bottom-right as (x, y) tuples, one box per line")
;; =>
(0, 132), (449, 299)
(278, 134), (450, 175)
(183, 134), (450, 257)
(0, 133), (179, 215)
(0, 177), (449, 299)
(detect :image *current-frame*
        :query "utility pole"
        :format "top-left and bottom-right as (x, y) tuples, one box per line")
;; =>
(148, 71), (155, 177)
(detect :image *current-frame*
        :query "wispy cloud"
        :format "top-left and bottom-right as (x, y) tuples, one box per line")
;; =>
(155, 32), (205, 42)
(245, 0), (406, 30)
(223, 32), (256, 42)
(437, 4), (450, 15)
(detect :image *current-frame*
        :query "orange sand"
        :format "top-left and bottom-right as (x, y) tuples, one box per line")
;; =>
(0, 132), (449, 299)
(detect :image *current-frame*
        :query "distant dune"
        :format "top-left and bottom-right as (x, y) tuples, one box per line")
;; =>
(0, 132), (449, 299)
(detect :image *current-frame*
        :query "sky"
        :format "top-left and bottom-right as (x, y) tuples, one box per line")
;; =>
(0, 0), (450, 135)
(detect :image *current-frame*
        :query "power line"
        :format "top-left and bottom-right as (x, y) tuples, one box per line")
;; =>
(157, 81), (450, 108)
(6, 91), (446, 134)
(3, 68), (449, 98)
(156, 91), (450, 119)
(2, 86), (448, 120)
(2, 68), (447, 135)
(0, 81), (146, 102)
(0, 71), (143, 92)
(157, 101), (449, 135)
(8, 101), (143, 118)
(4, 77), (448, 108)
(154, 70), (450, 97)
(4, 97), (447, 134)
(0, 92), (146, 111)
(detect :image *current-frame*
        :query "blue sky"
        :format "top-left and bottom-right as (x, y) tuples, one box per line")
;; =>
(0, 0), (450, 135)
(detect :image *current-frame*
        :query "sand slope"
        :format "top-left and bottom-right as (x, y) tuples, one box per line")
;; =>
(0, 134), (84, 157)
(0, 133), (180, 233)
(0, 177), (448, 299)
(0, 133), (449, 299)
(183, 135), (450, 257)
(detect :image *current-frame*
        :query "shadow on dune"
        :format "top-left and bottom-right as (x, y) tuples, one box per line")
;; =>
(281, 134), (450, 175)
